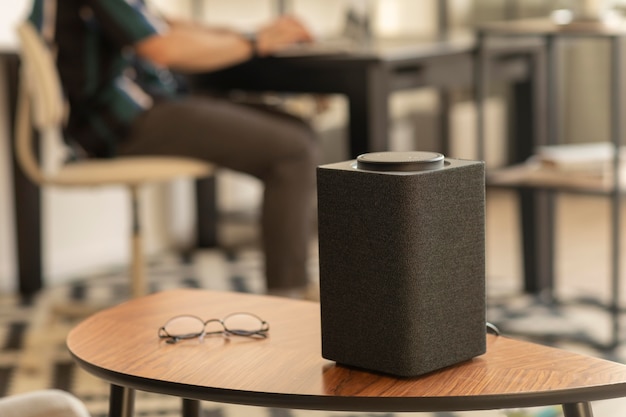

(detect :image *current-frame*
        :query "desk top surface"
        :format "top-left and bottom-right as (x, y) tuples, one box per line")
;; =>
(271, 33), (476, 62)
(262, 32), (539, 64)
(478, 17), (626, 37)
(67, 289), (626, 412)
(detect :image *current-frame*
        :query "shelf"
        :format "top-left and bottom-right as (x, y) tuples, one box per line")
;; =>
(487, 161), (626, 195)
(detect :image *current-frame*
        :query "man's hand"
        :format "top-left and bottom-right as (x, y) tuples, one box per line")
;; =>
(255, 15), (314, 57)
(136, 15), (314, 72)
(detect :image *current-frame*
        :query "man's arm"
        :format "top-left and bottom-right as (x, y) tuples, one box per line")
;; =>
(135, 15), (313, 72)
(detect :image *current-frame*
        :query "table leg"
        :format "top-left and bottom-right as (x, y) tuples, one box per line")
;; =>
(607, 35), (623, 349)
(562, 402), (594, 417)
(109, 384), (135, 417)
(477, 30), (554, 296)
(437, 0), (449, 40)
(195, 176), (218, 248)
(530, 34), (559, 299)
(509, 44), (552, 296)
(346, 63), (389, 157)
(182, 398), (201, 417)
(3, 53), (43, 300)
(526, 191), (555, 298)
(476, 31), (548, 295)
(475, 30), (487, 162)
(438, 89), (451, 156)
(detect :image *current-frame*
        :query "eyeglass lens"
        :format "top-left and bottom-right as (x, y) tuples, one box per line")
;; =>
(223, 312), (267, 335)
(163, 315), (205, 339)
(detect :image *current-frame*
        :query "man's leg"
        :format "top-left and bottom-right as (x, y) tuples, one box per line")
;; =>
(118, 96), (318, 291)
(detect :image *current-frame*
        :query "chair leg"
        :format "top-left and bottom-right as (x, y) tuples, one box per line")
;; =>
(130, 186), (146, 298)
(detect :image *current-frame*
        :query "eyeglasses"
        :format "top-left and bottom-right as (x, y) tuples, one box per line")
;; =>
(158, 312), (269, 344)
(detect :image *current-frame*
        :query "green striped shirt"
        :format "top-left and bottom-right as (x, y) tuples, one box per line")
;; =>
(28, 0), (181, 157)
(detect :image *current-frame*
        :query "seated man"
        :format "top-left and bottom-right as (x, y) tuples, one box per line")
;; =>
(27, 0), (319, 298)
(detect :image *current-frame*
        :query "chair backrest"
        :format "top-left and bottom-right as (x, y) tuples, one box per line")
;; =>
(15, 20), (68, 184)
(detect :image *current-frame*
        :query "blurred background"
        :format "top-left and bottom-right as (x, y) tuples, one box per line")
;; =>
(1, 0), (625, 293)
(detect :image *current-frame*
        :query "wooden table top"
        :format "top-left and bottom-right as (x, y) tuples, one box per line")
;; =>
(67, 289), (626, 412)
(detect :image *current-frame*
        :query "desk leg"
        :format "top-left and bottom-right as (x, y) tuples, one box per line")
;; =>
(4, 54), (43, 300)
(438, 90), (451, 156)
(109, 384), (135, 417)
(562, 402), (594, 417)
(182, 398), (201, 417)
(346, 64), (389, 157)
(476, 32), (551, 295)
(195, 176), (218, 248)
(507, 38), (553, 296)
(608, 35), (623, 349)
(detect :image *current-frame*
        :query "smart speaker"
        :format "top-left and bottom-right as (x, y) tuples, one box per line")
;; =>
(317, 151), (486, 377)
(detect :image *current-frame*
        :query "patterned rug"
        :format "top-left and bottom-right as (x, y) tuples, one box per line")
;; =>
(486, 286), (626, 363)
(1, 246), (621, 417)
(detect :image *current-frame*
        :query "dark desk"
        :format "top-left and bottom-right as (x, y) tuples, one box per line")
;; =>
(193, 34), (546, 290)
(5, 35), (543, 298)
(193, 34), (538, 157)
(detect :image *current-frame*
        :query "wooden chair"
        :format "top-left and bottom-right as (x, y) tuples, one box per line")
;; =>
(15, 20), (214, 372)
(15, 21), (214, 299)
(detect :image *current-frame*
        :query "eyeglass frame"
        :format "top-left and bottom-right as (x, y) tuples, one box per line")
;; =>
(158, 312), (270, 344)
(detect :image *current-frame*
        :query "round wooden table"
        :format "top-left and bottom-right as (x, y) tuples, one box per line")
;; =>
(67, 289), (626, 417)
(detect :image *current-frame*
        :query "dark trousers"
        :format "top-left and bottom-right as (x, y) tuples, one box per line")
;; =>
(118, 95), (319, 290)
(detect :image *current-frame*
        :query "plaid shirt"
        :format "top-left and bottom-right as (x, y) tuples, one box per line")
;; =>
(28, 0), (181, 157)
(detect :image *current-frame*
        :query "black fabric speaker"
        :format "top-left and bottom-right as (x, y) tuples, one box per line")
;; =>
(317, 151), (486, 377)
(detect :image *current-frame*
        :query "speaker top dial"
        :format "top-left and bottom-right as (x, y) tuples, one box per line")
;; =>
(356, 151), (444, 172)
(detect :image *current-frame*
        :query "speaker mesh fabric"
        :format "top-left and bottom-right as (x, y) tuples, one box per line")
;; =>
(317, 158), (486, 377)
